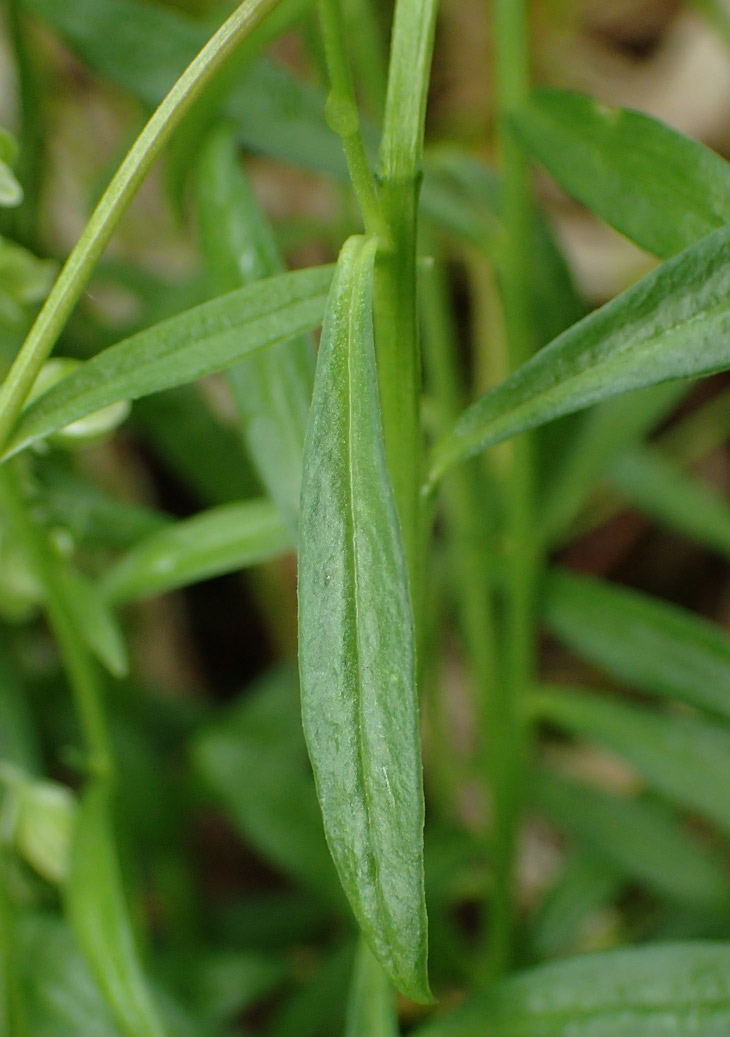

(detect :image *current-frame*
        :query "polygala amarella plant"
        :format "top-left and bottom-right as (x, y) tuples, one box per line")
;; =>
(2, 0), (730, 1032)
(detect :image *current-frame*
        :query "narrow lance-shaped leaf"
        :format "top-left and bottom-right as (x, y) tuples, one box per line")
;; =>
(3, 264), (333, 460)
(298, 235), (431, 1003)
(415, 942), (730, 1036)
(65, 781), (165, 1037)
(533, 684), (730, 836)
(513, 89), (730, 258)
(609, 445), (730, 561)
(544, 568), (730, 721)
(533, 768), (730, 909)
(101, 499), (291, 604)
(429, 225), (730, 485)
(196, 126), (315, 535)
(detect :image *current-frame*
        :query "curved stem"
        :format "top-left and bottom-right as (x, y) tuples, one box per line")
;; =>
(0, 0), (282, 452)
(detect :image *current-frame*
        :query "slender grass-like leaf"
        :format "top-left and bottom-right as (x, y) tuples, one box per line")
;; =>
(415, 942), (730, 1036)
(544, 568), (730, 720)
(196, 127), (314, 534)
(193, 666), (342, 904)
(530, 853), (622, 961)
(430, 225), (730, 485)
(65, 781), (165, 1037)
(345, 938), (399, 1037)
(514, 89), (730, 258)
(533, 769), (730, 909)
(101, 499), (290, 604)
(20, 916), (124, 1036)
(609, 445), (730, 559)
(298, 236), (430, 1003)
(540, 383), (686, 545)
(3, 264), (333, 460)
(535, 685), (730, 836)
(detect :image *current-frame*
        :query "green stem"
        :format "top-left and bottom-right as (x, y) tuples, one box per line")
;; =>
(0, 0), (282, 452)
(318, 0), (389, 241)
(0, 462), (112, 776)
(375, 0), (438, 606)
(487, 0), (536, 982)
(419, 234), (501, 798)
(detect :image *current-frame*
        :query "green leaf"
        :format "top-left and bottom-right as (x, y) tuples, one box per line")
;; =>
(534, 684), (730, 837)
(101, 499), (290, 604)
(430, 225), (730, 484)
(415, 942), (730, 1036)
(530, 853), (622, 961)
(65, 781), (165, 1037)
(514, 89), (730, 258)
(4, 264), (333, 460)
(298, 236), (430, 1003)
(192, 666), (342, 903)
(544, 568), (730, 720)
(345, 938), (399, 1037)
(609, 445), (730, 560)
(540, 383), (686, 545)
(533, 768), (730, 909)
(196, 127), (315, 535)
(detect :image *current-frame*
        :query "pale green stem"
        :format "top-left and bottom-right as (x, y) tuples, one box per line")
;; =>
(0, 0), (282, 452)
(318, 0), (389, 241)
(487, 0), (537, 982)
(375, 0), (439, 609)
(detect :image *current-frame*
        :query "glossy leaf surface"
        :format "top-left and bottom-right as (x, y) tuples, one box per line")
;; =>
(430, 226), (730, 484)
(298, 236), (430, 1002)
(5, 264), (332, 459)
(514, 89), (730, 258)
(544, 568), (730, 720)
(101, 499), (290, 603)
(416, 942), (730, 1035)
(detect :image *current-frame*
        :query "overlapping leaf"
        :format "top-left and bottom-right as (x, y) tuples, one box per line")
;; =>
(298, 236), (430, 1003)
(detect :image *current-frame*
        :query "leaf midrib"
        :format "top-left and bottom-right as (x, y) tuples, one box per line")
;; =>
(344, 255), (390, 937)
